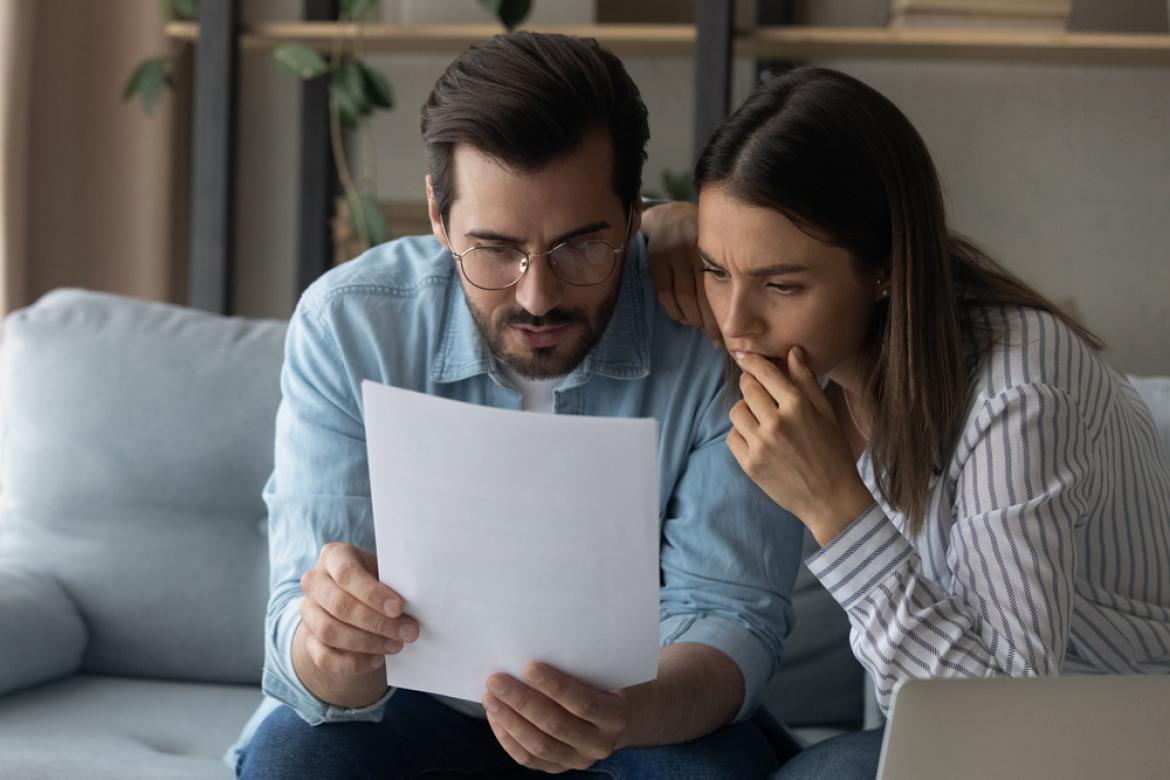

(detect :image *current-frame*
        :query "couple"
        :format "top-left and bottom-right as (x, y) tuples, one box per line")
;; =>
(231, 32), (1170, 779)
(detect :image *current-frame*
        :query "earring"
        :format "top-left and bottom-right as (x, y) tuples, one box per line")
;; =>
(880, 289), (890, 298)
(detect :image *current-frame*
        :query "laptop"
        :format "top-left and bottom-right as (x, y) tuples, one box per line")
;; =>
(877, 675), (1170, 779)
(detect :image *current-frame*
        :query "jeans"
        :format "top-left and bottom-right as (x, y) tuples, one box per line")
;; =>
(772, 727), (884, 780)
(237, 689), (780, 780)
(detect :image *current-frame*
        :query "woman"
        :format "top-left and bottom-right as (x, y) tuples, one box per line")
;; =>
(645, 67), (1170, 778)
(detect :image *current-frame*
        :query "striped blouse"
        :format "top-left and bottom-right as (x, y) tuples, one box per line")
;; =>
(807, 305), (1170, 712)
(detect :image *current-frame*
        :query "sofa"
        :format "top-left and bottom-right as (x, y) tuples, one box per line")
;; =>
(0, 289), (1165, 779)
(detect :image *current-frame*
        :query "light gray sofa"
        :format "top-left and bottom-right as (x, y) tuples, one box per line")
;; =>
(0, 289), (1165, 779)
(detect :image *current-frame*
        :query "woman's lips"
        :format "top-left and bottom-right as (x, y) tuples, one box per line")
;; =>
(732, 350), (788, 371)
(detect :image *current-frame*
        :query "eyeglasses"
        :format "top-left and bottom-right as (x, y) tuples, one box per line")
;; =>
(440, 207), (633, 291)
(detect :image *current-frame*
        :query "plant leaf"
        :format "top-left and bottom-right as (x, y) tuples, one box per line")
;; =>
(660, 169), (694, 202)
(340, 0), (378, 21)
(123, 58), (171, 115)
(173, 0), (199, 19)
(274, 43), (330, 80)
(479, 0), (532, 31)
(348, 192), (389, 247)
(338, 58), (371, 117)
(329, 79), (361, 129)
(358, 61), (393, 110)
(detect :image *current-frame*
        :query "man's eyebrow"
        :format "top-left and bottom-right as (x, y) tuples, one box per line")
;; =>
(466, 220), (612, 247)
(697, 247), (808, 276)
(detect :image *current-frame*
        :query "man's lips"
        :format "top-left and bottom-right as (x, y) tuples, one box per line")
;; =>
(512, 323), (573, 348)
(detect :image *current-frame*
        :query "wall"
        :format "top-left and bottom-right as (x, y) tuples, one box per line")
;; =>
(231, 0), (1170, 374)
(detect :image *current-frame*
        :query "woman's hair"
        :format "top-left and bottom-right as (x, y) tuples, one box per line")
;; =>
(695, 66), (1102, 535)
(421, 32), (649, 221)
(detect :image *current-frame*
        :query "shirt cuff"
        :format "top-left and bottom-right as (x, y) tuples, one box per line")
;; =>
(659, 614), (775, 723)
(805, 503), (914, 611)
(261, 596), (396, 725)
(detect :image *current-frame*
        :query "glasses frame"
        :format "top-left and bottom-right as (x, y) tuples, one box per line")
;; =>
(439, 206), (634, 291)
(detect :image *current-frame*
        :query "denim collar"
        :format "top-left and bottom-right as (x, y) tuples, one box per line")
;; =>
(432, 235), (651, 386)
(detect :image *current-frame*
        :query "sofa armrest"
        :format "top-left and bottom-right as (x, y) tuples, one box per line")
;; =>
(0, 562), (87, 696)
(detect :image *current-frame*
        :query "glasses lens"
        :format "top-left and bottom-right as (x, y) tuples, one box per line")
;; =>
(460, 246), (525, 290)
(549, 241), (617, 286)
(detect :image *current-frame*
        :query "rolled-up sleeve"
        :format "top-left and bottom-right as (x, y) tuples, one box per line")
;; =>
(658, 391), (805, 722)
(260, 294), (393, 725)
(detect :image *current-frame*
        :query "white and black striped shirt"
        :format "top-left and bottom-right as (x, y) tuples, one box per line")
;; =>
(807, 306), (1170, 711)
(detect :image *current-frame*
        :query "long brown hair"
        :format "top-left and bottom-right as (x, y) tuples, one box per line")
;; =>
(695, 67), (1102, 535)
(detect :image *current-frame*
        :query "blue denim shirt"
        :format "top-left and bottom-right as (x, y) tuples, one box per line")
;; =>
(229, 233), (803, 765)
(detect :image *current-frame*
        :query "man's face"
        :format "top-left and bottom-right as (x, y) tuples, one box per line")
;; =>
(429, 134), (639, 379)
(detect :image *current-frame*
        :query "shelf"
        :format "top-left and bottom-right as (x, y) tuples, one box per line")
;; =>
(165, 21), (1170, 66)
(740, 26), (1170, 65)
(163, 22), (697, 57)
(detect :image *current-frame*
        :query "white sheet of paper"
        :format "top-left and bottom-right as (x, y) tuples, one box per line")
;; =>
(362, 380), (660, 703)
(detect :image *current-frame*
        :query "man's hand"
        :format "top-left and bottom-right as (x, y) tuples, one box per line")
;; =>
(482, 663), (629, 774)
(641, 201), (722, 345)
(292, 542), (419, 708)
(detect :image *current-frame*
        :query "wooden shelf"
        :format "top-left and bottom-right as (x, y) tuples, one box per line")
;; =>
(740, 26), (1170, 65)
(165, 21), (1170, 65)
(164, 22), (697, 57)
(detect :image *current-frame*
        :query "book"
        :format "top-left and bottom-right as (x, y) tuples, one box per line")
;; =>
(888, 0), (1070, 31)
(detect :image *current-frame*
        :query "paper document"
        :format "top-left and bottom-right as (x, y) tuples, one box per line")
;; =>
(362, 380), (660, 703)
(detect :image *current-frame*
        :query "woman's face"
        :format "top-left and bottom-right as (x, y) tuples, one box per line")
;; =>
(697, 186), (885, 384)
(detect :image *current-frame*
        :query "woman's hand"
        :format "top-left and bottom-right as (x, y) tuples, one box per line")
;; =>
(640, 201), (722, 345)
(727, 347), (875, 546)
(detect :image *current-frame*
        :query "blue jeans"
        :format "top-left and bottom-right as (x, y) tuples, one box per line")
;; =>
(238, 689), (780, 780)
(772, 728), (884, 780)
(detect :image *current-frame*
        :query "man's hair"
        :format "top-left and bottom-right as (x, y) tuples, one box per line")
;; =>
(421, 32), (649, 221)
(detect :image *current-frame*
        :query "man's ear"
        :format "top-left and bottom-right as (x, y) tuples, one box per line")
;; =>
(630, 200), (643, 239)
(426, 175), (447, 249)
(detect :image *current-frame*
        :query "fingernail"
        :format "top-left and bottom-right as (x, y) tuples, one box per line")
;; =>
(487, 677), (505, 695)
(483, 694), (499, 712)
(370, 655), (385, 669)
(384, 599), (401, 617)
(733, 350), (746, 362)
(384, 639), (399, 653)
(398, 622), (419, 642)
(794, 346), (805, 361)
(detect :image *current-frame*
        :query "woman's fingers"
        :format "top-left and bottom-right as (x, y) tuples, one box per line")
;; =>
(734, 352), (798, 408)
(739, 373), (779, 424)
(787, 346), (834, 419)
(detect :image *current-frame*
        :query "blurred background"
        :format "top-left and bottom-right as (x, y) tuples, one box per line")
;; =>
(1, 0), (1167, 373)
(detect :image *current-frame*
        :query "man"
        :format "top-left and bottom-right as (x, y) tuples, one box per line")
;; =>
(231, 32), (803, 779)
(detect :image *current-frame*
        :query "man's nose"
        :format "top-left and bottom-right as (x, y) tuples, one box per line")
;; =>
(513, 254), (563, 318)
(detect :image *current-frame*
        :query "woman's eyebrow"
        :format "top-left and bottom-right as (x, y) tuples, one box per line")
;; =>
(697, 247), (808, 276)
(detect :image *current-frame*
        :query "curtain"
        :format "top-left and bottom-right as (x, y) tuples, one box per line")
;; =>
(0, 0), (187, 325)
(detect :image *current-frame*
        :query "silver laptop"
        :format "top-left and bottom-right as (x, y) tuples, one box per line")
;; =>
(877, 675), (1170, 780)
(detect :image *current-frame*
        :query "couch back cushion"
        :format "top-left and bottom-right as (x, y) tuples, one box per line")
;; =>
(1129, 375), (1170, 456)
(0, 290), (285, 685)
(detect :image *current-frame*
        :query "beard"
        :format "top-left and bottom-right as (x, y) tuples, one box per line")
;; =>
(465, 281), (622, 380)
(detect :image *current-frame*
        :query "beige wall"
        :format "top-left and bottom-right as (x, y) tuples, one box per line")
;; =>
(231, 0), (1170, 374)
(19, 0), (183, 309)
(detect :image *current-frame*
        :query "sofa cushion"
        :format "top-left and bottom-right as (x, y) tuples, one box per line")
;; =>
(762, 529), (864, 730)
(0, 562), (87, 696)
(0, 290), (286, 685)
(0, 675), (259, 780)
(1129, 375), (1170, 456)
